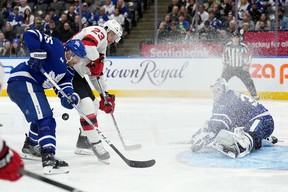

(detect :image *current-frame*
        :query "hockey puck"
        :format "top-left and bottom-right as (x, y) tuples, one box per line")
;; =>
(62, 113), (69, 121)
(0, 124), (2, 127)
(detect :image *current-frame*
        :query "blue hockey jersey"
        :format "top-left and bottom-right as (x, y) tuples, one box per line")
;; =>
(210, 90), (268, 131)
(8, 29), (74, 95)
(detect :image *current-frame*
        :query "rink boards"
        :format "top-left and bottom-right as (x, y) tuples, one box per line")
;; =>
(1, 57), (288, 100)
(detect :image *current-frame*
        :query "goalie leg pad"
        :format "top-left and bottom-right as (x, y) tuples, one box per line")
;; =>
(212, 128), (254, 158)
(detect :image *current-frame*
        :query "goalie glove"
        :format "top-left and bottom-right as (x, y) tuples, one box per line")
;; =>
(0, 141), (24, 181)
(99, 92), (115, 114)
(86, 54), (105, 77)
(191, 121), (217, 152)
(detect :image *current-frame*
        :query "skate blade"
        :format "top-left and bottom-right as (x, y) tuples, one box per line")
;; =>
(97, 158), (110, 164)
(21, 153), (41, 161)
(43, 166), (69, 175)
(74, 148), (93, 155)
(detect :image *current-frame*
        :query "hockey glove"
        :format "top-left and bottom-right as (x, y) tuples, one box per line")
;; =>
(0, 141), (24, 181)
(61, 92), (80, 109)
(99, 92), (115, 114)
(86, 54), (105, 77)
(27, 49), (47, 72)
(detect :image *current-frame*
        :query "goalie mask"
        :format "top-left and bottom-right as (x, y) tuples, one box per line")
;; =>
(103, 19), (123, 43)
(210, 78), (229, 100)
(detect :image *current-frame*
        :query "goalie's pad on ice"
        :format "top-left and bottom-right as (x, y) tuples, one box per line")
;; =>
(212, 127), (253, 158)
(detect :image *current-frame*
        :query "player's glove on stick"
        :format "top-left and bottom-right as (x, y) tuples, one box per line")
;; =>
(0, 141), (24, 181)
(61, 92), (80, 109)
(86, 54), (105, 77)
(27, 49), (47, 72)
(99, 92), (115, 114)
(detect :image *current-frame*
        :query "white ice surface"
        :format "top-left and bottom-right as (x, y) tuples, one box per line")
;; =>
(1, 97), (288, 192)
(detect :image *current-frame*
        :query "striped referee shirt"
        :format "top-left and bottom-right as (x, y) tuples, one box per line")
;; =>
(222, 42), (251, 67)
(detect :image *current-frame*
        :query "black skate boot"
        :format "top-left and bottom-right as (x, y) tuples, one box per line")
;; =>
(21, 134), (41, 160)
(91, 140), (110, 164)
(42, 151), (69, 175)
(74, 128), (93, 155)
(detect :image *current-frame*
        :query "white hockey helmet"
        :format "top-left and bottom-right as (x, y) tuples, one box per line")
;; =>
(103, 19), (123, 43)
(210, 78), (229, 100)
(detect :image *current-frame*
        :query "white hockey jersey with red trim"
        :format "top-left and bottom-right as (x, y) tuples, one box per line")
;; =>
(72, 26), (108, 77)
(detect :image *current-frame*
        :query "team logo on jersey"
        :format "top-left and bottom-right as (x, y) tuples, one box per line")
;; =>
(42, 71), (65, 89)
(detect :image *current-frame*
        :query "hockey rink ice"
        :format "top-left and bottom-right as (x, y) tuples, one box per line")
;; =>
(1, 96), (288, 192)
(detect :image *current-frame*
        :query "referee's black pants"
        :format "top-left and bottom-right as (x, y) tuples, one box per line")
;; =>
(221, 65), (257, 97)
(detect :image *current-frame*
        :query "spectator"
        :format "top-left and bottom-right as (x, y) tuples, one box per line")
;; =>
(190, 13), (204, 32)
(238, 0), (250, 20)
(19, 0), (31, 16)
(226, 19), (236, 35)
(58, 22), (74, 43)
(177, 14), (190, 34)
(45, 20), (60, 39)
(168, 0), (181, 13)
(10, 38), (26, 57)
(221, 12), (234, 29)
(22, 7), (35, 29)
(204, 0), (215, 12)
(57, 13), (68, 32)
(71, 15), (81, 33)
(48, 8), (59, 23)
(255, 13), (271, 31)
(239, 12), (255, 31)
(103, 0), (115, 15)
(93, 6), (109, 26)
(78, 2), (94, 26)
(3, 22), (16, 42)
(222, 0), (233, 16)
(28, 17), (44, 32)
(0, 40), (11, 57)
(7, 6), (23, 29)
(198, 4), (209, 23)
(278, 8), (288, 30)
(169, 5), (179, 22)
(179, 5), (192, 23)
(249, 3), (262, 24)
(67, 5), (77, 24)
(42, 14), (51, 32)
(0, 32), (7, 52)
(208, 10), (222, 30)
(186, 0), (196, 18)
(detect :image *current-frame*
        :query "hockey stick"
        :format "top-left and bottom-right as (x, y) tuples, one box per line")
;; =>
(95, 78), (142, 151)
(40, 69), (155, 168)
(19, 168), (84, 192)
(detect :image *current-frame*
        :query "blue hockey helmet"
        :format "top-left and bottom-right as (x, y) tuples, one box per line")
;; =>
(210, 78), (229, 100)
(65, 39), (86, 58)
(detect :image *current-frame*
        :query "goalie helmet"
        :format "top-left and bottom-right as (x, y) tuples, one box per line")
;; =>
(65, 39), (86, 58)
(103, 19), (123, 43)
(210, 78), (229, 100)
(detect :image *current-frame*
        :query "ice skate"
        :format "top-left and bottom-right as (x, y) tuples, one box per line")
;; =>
(21, 134), (41, 160)
(91, 140), (110, 164)
(42, 152), (69, 175)
(74, 129), (93, 155)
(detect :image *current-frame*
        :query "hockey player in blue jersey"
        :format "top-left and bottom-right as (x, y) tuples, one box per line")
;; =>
(191, 78), (274, 158)
(7, 29), (86, 174)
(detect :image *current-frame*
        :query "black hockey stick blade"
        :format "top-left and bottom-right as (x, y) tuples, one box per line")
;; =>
(110, 144), (156, 168)
(19, 168), (85, 192)
(123, 143), (142, 151)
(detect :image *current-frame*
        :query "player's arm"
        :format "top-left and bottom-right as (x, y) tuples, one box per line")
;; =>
(23, 30), (47, 72)
(0, 139), (24, 181)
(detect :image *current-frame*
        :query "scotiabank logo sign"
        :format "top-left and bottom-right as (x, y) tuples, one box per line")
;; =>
(251, 63), (288, 84)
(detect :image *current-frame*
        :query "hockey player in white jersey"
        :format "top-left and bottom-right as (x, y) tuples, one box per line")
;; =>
(70, 19), (123, 163)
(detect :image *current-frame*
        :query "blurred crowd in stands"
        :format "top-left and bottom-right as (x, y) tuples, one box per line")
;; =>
(157, 0), (288, 45)
(0, 0), (147, 57)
